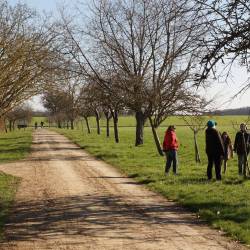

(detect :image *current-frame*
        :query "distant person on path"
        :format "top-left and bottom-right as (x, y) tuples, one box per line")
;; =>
(234, 123), (250, 177)
(221, 131), (233, 174)
(205, 120), (224, 180)
(35, 122), (38, 129)
(40, 121), (44, 128)
(162, 125), (179, 175)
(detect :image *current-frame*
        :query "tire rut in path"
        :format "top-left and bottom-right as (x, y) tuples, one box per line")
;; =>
(0, 129), (247, 250)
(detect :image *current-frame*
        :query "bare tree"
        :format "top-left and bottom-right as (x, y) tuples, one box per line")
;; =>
(196, 0), (250, 91)
(182, 114), (207, 163)
(43, 76), (83, 129)
(0, 0), (64, 129)
(60, 0), (207, 150)
(6, 105), (32, 131)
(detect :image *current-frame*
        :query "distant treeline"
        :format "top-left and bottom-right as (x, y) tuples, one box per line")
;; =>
(212, 107), (250, 116)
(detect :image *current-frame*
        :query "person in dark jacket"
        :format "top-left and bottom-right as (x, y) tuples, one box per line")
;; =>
(234, 123), (250, 176)
(205, 120), (224, 180)
(162, 125), (179, 175)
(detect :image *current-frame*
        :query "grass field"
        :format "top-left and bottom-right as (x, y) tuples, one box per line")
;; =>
(31, 117), (48, 127)
(0, 128), (33, 238)
(54, 115), (250, 246)
(0, 129), (33, 163)
(73, 115), (250, 128)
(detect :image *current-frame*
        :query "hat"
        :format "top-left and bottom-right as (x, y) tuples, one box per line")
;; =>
(167, 125), (176, 131)
(207, 120), (216, 128)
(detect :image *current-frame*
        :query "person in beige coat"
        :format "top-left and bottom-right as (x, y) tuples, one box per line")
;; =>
(221, 131), (233, 174)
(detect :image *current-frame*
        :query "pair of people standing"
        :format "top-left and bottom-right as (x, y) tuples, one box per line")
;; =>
(205, 121), (250, 180)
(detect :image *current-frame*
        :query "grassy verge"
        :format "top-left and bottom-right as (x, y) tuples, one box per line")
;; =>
(0, 128), (33, 238)
(54, 125), (250, 246)
(0, 129), (33, 163)
(0, 172), (19, 239)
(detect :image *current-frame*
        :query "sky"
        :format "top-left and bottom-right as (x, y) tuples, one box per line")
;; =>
(8, 0), (78, 13)
(8, 0), (250, 111)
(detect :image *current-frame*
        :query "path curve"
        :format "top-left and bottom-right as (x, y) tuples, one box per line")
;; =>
(0, 129), (247, 250)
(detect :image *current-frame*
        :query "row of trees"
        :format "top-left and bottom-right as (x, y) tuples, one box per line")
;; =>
(51, 0), (210, 155)
(1, 0), (249, 155)
(0, 0), (64, 129)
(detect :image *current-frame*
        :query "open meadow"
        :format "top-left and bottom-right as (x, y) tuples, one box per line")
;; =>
(54, 115), (250, 245)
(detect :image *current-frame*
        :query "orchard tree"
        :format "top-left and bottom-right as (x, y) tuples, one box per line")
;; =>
(60, 0), (208, 150)
(182, 113), (207, 163)
(0, 1), (63, 124)
(5, 105), (32, 131)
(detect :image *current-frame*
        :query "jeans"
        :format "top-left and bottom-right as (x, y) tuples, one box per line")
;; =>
(207, 154), (222, 180)
(237, 154), (248, 176)
(165, 150), (178, 174)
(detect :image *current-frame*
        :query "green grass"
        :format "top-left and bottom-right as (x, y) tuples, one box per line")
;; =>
(31, 117), (48, 127)
(0, 172), (19, 239)
(0, 129), (33, 163)
(53, 117), (250, 246)
(73, 115), (250, 129)
(0, 129), (33, 238)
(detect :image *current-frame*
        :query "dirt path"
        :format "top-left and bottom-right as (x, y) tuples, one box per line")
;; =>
(0, 129), (247, 250)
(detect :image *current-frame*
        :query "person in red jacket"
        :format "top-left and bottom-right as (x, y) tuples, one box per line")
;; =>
(162, 125), (179, 175)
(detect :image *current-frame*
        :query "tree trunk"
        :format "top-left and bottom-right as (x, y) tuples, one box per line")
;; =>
(70, 119), (74, 130)
(95, 109), (101, 135)
(135, 110), (146, 146)
(66, 121), (69, 129)
(0, 117), (7, 132)
(84, 116), (91, 134)
(149, 117), (164, 156)
(104, 111), (111, 138)
(9, 121), (12, 132)
(58, 121), (61, 128)
(194, 131), (201, 163)
(4, 118), (8, 133)
(111, 110), (119, 143)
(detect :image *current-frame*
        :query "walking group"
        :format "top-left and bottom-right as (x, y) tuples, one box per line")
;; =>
(162, 121), (250, 180)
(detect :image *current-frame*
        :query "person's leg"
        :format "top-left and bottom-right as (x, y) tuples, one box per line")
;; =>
(223, 159), (227, 174)
(238, 154), (243, 175)
(215, 155), (222, 180)
(243, 154), (247, 177)
(165, 151), (173, 174)
(172, 150), (178, 174)
(207, 154), (213, 180)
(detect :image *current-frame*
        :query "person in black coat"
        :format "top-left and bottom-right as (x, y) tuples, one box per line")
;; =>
(234, 123), (250, 176)
(205, 120), (225, 180)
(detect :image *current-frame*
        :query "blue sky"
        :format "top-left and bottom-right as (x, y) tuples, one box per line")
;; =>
(9, 0), (250, 110)
(8, 0), (79, 12)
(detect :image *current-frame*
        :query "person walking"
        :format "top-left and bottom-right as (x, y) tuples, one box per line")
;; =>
(162, 125), (179, 175)
(205, 120), (224, 180)
(221, 131), (233, 174)
(234, 123), (250, 177)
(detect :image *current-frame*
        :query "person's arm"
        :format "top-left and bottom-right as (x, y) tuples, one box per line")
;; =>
(162, 133), (167, 151)
(229, 142), (234, 158)
(217, 131), (225, 156)
(246, 133), (250, 153)
(234, 133), (238, 152)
